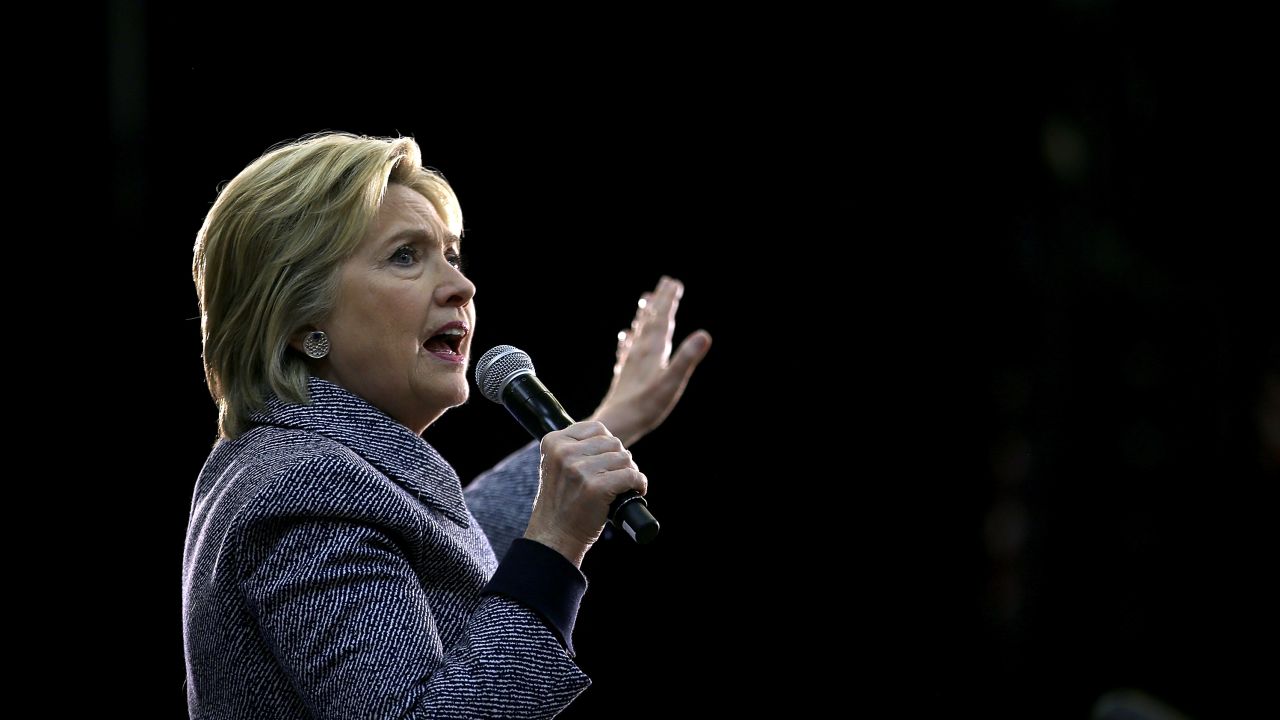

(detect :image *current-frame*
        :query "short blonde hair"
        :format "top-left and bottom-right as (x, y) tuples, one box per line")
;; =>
(193, 132), (462, 439)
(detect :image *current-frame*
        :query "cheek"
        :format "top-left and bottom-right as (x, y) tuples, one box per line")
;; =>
(340, 300), (417, 354)
(381, 289), (428, 331)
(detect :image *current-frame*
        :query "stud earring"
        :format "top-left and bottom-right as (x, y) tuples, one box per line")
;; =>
(303, 330), (330, 359)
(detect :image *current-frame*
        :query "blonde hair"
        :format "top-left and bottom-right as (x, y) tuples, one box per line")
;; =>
(193, 132), (462, 439)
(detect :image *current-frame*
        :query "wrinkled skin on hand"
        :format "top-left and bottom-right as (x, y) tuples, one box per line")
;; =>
(525, 421), (646, 567)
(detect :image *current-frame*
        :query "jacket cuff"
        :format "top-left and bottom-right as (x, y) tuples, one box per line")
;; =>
(482, 538), (588, 655)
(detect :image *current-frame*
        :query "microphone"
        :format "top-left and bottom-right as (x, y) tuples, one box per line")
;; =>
(475, 345), (660, 544)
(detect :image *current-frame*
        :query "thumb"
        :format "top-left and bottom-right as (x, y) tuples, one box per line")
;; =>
(668, 330), (712, 377)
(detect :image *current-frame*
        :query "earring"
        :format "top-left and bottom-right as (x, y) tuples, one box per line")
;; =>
(303, 330), (330, 359)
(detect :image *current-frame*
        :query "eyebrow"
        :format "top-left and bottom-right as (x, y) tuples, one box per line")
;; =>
(380, 227), (462, 250)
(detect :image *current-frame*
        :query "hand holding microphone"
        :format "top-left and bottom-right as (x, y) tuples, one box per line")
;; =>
(525, 422), (648, 566)
(476, 346), (660, 548)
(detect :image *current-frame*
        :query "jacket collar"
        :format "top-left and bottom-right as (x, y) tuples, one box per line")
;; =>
(249, 376), (471, 527)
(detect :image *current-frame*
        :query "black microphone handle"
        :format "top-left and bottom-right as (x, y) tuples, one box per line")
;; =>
(501, 373), (660, 544)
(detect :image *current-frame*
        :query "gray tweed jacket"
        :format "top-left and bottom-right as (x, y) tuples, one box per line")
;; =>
(182, 377), (591, 719)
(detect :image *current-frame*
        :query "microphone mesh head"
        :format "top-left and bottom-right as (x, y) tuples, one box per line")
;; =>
(474, 345), (536, 403)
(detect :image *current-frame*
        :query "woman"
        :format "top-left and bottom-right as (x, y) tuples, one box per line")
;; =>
(182, 132), (711, 719)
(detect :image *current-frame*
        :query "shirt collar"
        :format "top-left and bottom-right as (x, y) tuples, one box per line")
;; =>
(248, 376), (471, 527)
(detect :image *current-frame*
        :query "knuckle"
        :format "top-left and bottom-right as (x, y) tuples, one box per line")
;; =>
(564, 460), (588, 484)
(547, 441), (571, 463)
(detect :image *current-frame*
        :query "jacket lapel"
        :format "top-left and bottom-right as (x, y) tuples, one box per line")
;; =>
(249, 377), (472, 527)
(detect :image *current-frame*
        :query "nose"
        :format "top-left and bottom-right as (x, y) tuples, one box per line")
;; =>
(435, 265), (477, 308)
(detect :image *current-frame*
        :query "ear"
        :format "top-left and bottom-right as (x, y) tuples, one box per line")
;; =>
(288, 328), (316, 355)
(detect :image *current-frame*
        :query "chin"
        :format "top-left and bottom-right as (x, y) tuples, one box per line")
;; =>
(434, 379), (470, 410)
(414, 394), (468, 433)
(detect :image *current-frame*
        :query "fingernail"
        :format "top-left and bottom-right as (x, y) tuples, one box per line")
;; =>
(693, 332), (710, 351)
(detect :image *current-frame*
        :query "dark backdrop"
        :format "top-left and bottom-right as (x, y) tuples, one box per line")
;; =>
(98, 3), (1273, 718)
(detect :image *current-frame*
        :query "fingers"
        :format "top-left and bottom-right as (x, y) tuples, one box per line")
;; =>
(557, 420), (613, 441)
(629, 293), (653, 336)
(572, 433), (628, 460)
(632, 276), (682, 361)
(600, 469), (648, 498)
(618, 289), (656, 360)
(542, 423), (645, 496)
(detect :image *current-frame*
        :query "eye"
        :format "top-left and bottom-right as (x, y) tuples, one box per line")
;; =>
(446, 249), (466, 273)
(390, 245), (419, 266)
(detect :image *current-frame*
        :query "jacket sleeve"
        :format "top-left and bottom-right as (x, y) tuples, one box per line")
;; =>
(463, 441), (541, 562)
(238, 511), (590, 720)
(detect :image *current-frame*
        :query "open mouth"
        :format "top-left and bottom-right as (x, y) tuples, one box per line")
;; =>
(424, 329), (465, 356)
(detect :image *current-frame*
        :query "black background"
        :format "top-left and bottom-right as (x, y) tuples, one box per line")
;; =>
(91, 3), (1274, 718)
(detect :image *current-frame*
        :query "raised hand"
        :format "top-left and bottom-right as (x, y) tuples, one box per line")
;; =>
(589, 276), (712, 447)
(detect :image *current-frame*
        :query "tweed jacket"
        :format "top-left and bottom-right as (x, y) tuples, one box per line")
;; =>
(182, 377), (591, 719)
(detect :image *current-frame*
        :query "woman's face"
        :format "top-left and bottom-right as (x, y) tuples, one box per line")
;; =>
(311, 184), (476, 433)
